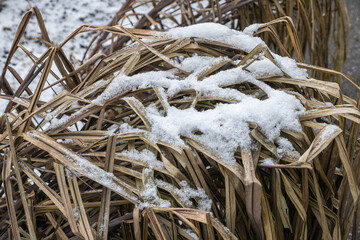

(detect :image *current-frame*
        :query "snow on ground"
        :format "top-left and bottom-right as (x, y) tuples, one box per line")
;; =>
(0, 0), (121, 63)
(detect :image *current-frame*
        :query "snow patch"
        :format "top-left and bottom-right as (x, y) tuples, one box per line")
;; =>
(319, 124), (341, 141)
(260, 158), (276, 165)
(156, 179), (212, 212)
(116, 149), (164, 170)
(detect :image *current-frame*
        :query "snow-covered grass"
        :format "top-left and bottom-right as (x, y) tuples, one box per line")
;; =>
(1, 2), (359, 240)
(43, 23), (306, 165)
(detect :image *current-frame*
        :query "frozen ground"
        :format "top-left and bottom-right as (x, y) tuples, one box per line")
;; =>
(0, 0), (125, 63)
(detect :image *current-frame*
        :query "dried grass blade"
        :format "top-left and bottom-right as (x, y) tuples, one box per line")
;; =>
(311, 169), (332, 239)
(125, 98), (152, 130)
(7, 66), (32, 95)
(297, 63), (360, 89)
(146, 208), (166, 240)
(260, 77), (341, 98)
(275, 170), (291, 230)
(237, 44), (267, 67)
(119, 26), (189, 75)
(18, 159), (66, 215)
(225, 173), (236, 233)
(6, 117), (37, 240)
(278, 170), (306, 221)
(20, 47), (57, 134)
(27, 47), (57, 114)
(257, 16), (304, 62)
(0, 9), (32, 89)
(206, 212), (216, 240)
(292, 125), (343, 165)
(197, 58), (231, 80)
(251, 127), (278, 159)
(335, 135), (359, 204)
(12, 161), (37, 239)
(2, 150), (21, 240)
(56, 48), (81, 87)
(301, 107), (360, 124)
(53, 162), (81, 236)
(45, 213), (69, 239)
(66, 172), (95, 240)
(170, 210), (201, 237)
(156, 214), (201, 240)
(186, 138), (244, 182)
(163, 208), (237, 240)
(32, 6), (51, 42)
(261, 188), (276, 240)
(121, 51), (141, 75)
(138, 136), (190, 182)
(168, 212), (178, 240)
(97, 135), (116, 240)
(52, 130), (108, 138)
(241, 149), (264, 239)
(133, 208), (141, 240)
(5, 60), (46, 113)
(153, 87), (169, 115)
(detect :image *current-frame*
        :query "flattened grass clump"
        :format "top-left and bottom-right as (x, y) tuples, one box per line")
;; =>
(0, 6), (360, 240)
(88, 0), (349, 82)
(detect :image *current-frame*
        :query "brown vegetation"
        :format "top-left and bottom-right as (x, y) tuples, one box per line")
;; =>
(0, 1), (359, 240)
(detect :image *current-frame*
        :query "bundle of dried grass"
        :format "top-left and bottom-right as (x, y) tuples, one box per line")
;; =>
(0, 6), (359, 240)
(88, 0), (349, 83)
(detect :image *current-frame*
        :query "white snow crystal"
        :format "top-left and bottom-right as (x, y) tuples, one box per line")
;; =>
(116, 149), (164, 170)
(276, 137), (300, 159)
(138, 168), (171, 208)
(165, 22), (265, 52)
(243, 23), (264, 35)
(319, 124), (341, 141)
(182, 228), (199, 240)
(260, 158), (276, 165)
(156, 179), (212, 212)
(73, 207), (79, 222)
